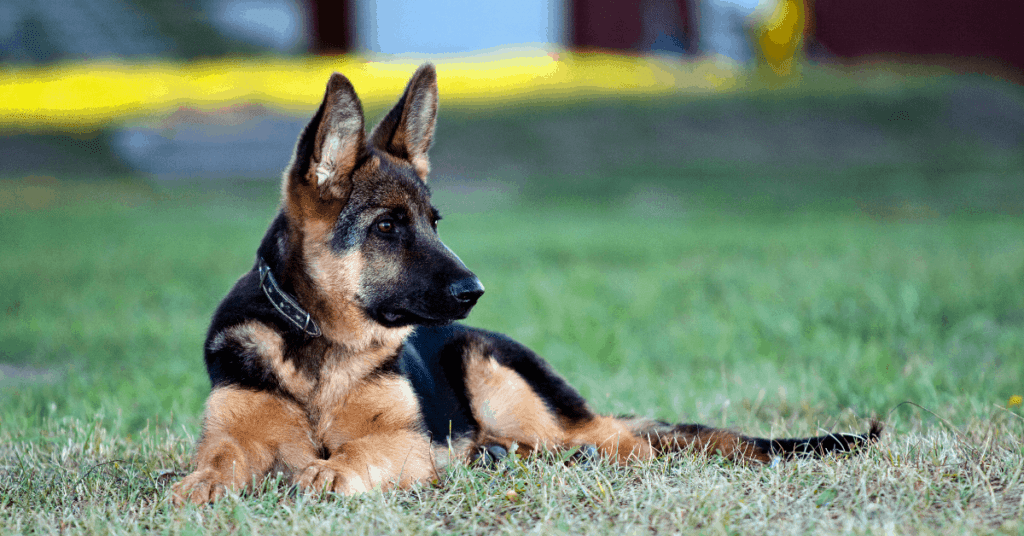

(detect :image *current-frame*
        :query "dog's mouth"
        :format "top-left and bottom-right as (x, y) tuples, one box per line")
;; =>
(364, 276), (484, 328)
(372, 303), (474, 328)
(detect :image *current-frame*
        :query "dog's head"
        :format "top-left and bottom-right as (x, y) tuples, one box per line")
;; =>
(280, 64), (482, 341)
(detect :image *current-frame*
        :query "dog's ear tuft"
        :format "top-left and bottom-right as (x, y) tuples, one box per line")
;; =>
(369, 63), (438, 181)
(293, 73), (366, 200)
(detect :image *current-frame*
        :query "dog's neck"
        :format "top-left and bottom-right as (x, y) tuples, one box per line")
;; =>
(255, 214), (412, 356)
(257, 256), (322, 337)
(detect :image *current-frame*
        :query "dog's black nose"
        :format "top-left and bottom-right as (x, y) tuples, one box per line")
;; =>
(449, 276), (485, 304)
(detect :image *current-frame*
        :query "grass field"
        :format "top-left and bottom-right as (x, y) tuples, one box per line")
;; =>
(2, 81), (1024, 533)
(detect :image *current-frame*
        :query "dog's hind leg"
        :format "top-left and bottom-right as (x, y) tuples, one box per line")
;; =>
(172, 386), (317, 505)
(561, 416), (654, 463)
(431, 328), (655, 463)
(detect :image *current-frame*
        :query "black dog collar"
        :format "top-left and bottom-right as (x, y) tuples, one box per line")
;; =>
(257, 257), (322, 338)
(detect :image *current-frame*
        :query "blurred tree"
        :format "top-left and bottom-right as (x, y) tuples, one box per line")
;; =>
(1, 16), (62, 63)
(1, 0), (172, 63)
(133, 0), (264, 58)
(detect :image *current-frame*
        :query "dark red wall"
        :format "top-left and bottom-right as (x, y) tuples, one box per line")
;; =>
(812, 0), (1022, 72)
(571, 0), (693, 51)
(309, 0), (352, 52)
(572, 0), (643, 49)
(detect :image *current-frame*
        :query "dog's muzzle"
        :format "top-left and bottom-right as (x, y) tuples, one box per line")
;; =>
(449, 276), (485, 306)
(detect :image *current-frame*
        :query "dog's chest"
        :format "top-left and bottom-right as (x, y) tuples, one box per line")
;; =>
(300, 344), (423, 449)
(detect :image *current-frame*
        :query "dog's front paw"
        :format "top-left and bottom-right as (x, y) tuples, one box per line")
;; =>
(296, 460), (367, 495)
(172, 469), (232, 506)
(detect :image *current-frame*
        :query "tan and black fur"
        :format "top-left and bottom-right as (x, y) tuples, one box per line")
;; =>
(172, 64), (880, 505)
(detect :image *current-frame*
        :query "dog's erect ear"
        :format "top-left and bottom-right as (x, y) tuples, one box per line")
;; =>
(369, 63), (438, 181)
(293, 73), (366, 200)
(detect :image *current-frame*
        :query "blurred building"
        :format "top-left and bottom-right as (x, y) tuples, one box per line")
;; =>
(1, 0), (1019, 73)
(811, 0), (1022, 74)
(567, 0), (1023, 73)
(571, 0), (695, 54)
(312, 0), (1023, 74)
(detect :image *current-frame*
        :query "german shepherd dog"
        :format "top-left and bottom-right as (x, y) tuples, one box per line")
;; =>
(172, 64), (880, 505)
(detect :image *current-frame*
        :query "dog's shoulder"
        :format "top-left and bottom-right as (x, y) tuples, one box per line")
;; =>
(201, 211), (314, 389)
(202, 269), (295, 390)
(208, 269), (277, 336)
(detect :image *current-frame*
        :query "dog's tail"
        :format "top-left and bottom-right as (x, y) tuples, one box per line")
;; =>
(750, 420), (884, 459)
(620, 417), (883, 463)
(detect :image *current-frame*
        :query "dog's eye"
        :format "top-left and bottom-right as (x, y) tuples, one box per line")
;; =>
(376, 219), (395, 233)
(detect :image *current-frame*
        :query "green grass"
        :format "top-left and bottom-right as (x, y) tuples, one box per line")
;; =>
(2, 171), (1022, 533)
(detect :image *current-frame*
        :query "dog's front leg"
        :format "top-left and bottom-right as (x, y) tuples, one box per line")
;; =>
(296, 374), (436, 495)
(295, 429), (436, 494)
(172, 386), (317, 505)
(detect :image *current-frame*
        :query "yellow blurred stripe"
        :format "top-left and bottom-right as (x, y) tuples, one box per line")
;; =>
(0, 52), (742, 132)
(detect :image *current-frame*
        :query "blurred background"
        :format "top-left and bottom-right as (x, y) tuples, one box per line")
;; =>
(2, 0), (1022, 186)
(2, 0), (1023, 431)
